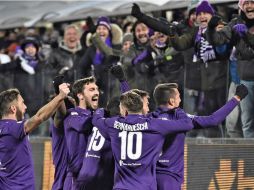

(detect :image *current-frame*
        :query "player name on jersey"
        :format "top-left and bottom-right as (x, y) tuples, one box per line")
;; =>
(114, 121), (148, 131)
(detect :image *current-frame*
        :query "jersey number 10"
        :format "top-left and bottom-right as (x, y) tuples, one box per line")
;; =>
(119, 131), (142, 160)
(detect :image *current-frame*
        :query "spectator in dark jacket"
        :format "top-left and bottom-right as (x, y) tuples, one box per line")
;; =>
(48, 24), (84, 83)
(80, 16), (122, 107)
(0, 37), (51, 120)
(131, 1), (229, 137)
(207, 0), (254, 137)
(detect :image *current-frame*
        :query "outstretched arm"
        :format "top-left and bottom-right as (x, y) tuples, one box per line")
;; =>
(192, 84), (248, 128)
(191, 97), (239, 128)
(131, 3), (173, 36)
(24, 83), (70, 133)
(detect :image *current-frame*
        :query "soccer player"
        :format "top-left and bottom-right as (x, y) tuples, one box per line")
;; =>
(0, 83), (70, 190)
(50, 75), (75, 190)
(76, 66), (132, 190)
(92, 91), (194, 190)
(152, 83), (248, 190)
(64, 76), (99, 189)
(76, 98), (118, 190)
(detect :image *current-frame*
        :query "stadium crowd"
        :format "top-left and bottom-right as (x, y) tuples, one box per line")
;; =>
(0, 0), (253, 138)
(0, 0), (254, 189)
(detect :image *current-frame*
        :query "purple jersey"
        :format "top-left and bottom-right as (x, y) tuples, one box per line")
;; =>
(153, 98), (239, 190)
(64, 107), (93, 179)
(50, 123), (68, 190)
(76, 127), (114, 190)
(92, 109), (193, 190)
(0, 119), (35, 190)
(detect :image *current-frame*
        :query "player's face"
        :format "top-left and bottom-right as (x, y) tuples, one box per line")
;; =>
(142, 96), (149, 115)
(243, 1), (254, 19)
(135, 23), (149, 44)
(15, 95), (27, 121)
(83, 82), (99, 110)
(64, 27), (80, 49)
(96, 25), (110, 42)
(196, 12), (213, 28)
(25, 45), (37, 57)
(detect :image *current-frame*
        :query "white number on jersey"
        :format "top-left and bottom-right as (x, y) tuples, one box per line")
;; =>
(87, 127), (105, 151)
(119, 131), (142, 160)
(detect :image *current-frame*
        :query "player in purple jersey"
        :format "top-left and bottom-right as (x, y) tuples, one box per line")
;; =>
(92, 91), (194, 190)
(0, 84), (69, 190)
(76, 66), (133, 190)
(152, 83), (248, 190)
(76, 97), (120, 190)
(64, 76), (99, 189)
(50, 75), (76, 190)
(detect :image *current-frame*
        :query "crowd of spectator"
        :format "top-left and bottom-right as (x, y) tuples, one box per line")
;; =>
(0, 0), (253, 138)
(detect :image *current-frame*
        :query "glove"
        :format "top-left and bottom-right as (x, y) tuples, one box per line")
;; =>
(86, 16), (96, 33)
(53, 75), (65, 94)
(110, 65), (126, 82)
(233, 24), (248, 37)
(235, 84), (248, 100)
(168, 24), (177, 37)
(208, 15), (222, 30)
(131, 3), (143, 19)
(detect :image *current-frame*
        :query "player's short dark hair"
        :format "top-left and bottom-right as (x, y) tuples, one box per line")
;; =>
(153, 83), (178, 106)
(120, 91), (143, 113)
(72, 76), (96, 104)
(0, 88), (20, 119)
(106, 96), (120, 117)
(131, 89), (149, 99)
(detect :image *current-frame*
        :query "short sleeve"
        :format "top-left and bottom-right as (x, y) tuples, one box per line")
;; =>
(9, 120), (26, 139)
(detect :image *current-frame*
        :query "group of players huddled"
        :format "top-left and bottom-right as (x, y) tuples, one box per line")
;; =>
(0, 63), (248, 190)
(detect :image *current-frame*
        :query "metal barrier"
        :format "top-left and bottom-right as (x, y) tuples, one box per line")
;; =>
(31, 138), (254, 190)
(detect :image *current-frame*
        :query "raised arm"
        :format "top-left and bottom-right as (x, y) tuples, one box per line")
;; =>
(110, 65), (130, 93)
(155, 117), (193, 135)
(192, 84), (248, 128)
(131, 3), (173, 36)
(91, 32), (123, 58)
(24, 83), (70, 134)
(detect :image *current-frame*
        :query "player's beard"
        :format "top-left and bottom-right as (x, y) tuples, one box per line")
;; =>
(16, 107), (23, 121)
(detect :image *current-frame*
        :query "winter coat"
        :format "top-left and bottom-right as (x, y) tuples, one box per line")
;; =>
(207, 12), (254, 81)
(171, 26), (228, 91)
(79, 23), (122, 107)
(0, 55), (51, 116)
(48, 41), (84, 83)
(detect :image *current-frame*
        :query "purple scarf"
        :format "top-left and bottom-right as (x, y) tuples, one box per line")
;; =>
(22, 53), (38, 68)
(195, 27), (216, 63)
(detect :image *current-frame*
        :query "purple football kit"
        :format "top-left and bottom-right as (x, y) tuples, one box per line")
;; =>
(64, 107), (93, 189)
(92, 108), (193, 190)
(50, 123), (69, 190)
(75, 80), (129, 189)
(0, 120), (35, 190)
(76, 126), (114, 190)
(152, 98), (239, 190)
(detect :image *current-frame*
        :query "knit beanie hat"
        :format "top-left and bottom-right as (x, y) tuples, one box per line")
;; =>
(21, 37), (40, 52)
(122, 33), (133, 44)
(97, 16), (111, 31)
(196, 0), (215, 16)
(238, 0), (254, 11)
